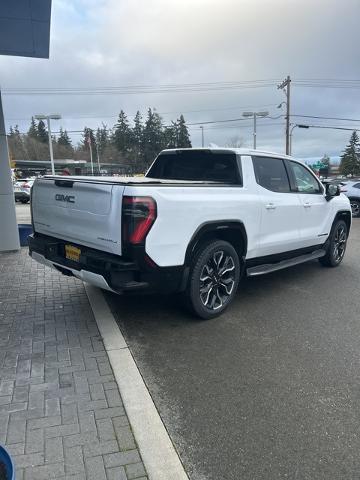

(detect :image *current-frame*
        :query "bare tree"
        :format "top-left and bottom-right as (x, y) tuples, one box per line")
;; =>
(225, 136), (245, 148)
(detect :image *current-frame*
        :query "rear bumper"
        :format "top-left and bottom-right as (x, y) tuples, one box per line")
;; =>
(31, 251), (117, 292)
(29, 233), (186, 294)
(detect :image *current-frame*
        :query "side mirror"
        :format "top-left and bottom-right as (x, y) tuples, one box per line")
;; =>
(325, 183), (340, 201)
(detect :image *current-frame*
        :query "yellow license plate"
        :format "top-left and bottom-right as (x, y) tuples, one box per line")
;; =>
(65, 244), (81, 262)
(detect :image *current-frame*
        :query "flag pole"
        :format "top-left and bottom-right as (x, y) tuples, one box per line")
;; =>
(88, 138), (94, 175)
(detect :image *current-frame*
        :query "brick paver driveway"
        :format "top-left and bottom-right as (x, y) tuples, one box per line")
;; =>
(0, 249), (148, 480)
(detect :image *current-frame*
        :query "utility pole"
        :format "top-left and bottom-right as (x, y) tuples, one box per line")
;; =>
(277, 75), (291, 155)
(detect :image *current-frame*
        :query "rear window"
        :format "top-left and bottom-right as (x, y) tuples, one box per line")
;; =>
(147, 150), (241, 184)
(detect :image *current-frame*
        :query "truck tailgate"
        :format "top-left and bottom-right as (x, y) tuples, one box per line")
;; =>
(31, 178), (124, 255)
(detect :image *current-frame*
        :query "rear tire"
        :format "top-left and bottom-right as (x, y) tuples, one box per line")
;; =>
(350, 199), (360, 218)
(186, 240), (240, 319)
(319, 220), (348, 267)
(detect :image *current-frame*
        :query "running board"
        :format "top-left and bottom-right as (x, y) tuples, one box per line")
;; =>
(246, 249), (326, 277)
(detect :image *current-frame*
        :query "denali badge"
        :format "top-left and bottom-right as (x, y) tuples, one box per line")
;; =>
(55, 194), (75, 203)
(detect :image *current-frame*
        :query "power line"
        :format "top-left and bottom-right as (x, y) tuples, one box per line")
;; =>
(292, 114), (360, 122)
(2, 79), (281, 96)
(5, 78), (360, 97)
(291, 124), (360, 132)
(5, 103), (280, 121)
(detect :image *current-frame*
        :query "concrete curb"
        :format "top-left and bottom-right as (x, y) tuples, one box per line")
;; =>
(84, 284), (189, 480)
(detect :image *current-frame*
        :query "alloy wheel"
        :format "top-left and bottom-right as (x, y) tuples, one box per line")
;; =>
(199, 250), (236, 310)
(350, 202), (360, 217)
(332, 224), (347, 263)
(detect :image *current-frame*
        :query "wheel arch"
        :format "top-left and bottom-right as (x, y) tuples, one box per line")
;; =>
(184, 220), (248, 267)
(334, 210), (352, 233)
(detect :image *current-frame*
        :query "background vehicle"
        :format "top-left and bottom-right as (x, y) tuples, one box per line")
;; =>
(339, 181), (360, 217)
(29, 148), (351, 319)
(13, 179), (34, 203)
(321, 178), (360, 217)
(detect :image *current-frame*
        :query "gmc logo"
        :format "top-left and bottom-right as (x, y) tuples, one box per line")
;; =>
(55, 194), (75, 203)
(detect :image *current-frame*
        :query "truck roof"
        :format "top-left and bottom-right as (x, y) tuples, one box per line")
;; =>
(161, 147), (293, 160)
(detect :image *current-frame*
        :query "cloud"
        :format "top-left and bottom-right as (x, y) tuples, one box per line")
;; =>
(0, 0), (360, 158)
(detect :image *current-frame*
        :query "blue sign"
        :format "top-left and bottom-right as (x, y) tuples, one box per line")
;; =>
(0, 0), (52, 58)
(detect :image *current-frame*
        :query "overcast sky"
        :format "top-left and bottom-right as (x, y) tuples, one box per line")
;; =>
(1, 0), (360, 162)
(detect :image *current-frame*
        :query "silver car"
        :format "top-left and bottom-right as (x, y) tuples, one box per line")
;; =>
(13, 179), (34, 204)
(340, 180), (360, 217)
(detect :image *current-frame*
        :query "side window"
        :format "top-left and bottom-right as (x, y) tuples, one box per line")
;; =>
(252, 156), (291, 193)
(353, 183), (360, 189)
(289, 161), (322, 194)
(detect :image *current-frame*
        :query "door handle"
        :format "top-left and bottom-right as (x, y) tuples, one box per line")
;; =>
(304, 202), (311, 208)
(265, 203), (276, 210)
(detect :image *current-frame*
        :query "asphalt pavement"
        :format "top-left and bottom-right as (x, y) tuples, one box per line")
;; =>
(105, 220), (360, 480)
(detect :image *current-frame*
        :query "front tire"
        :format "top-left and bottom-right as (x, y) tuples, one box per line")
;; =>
(319, 220), (348, 267)
(186, 240), (240, 319)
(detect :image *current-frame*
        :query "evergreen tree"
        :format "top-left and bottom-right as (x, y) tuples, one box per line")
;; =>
(131, 111), (143, 153)
(340, 131), (360, 176)
(82, 127), (96, 148)
(28, 117), (38, 140)
(54, 128), (73, 159)
(95, 124), (109, 153)
(113, 110), (131, 153)
(176, 114), (191, 148)
(37, 120), (48, 144)
(142, 108), (164, 166)
(163, 122), (178, 148)
(8, 125), (26, 159)
(58, 127), (72, 148)
(320, 154), (330, 166)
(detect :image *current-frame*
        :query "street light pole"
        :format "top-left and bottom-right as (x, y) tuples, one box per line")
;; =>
(242, 111), (269, 149)
(35, 114), (61, 175)
(289, 124), (310, 155)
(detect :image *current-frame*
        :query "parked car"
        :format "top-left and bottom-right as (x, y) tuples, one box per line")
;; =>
(338, 181), (360, 217)
(29, 148), (351, 319)
(13, 179), (34, 203)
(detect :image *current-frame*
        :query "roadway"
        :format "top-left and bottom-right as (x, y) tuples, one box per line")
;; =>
(105, 220), (360, 480)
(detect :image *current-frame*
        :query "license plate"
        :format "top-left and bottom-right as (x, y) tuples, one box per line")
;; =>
(65, 244), (81, 262)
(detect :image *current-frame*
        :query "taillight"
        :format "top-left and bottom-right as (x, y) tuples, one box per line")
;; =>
(122, 196), (157, 245)
(23, 183), (30, 189)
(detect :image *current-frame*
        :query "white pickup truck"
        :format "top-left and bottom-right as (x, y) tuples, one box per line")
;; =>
(29, 148), (351, 319)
